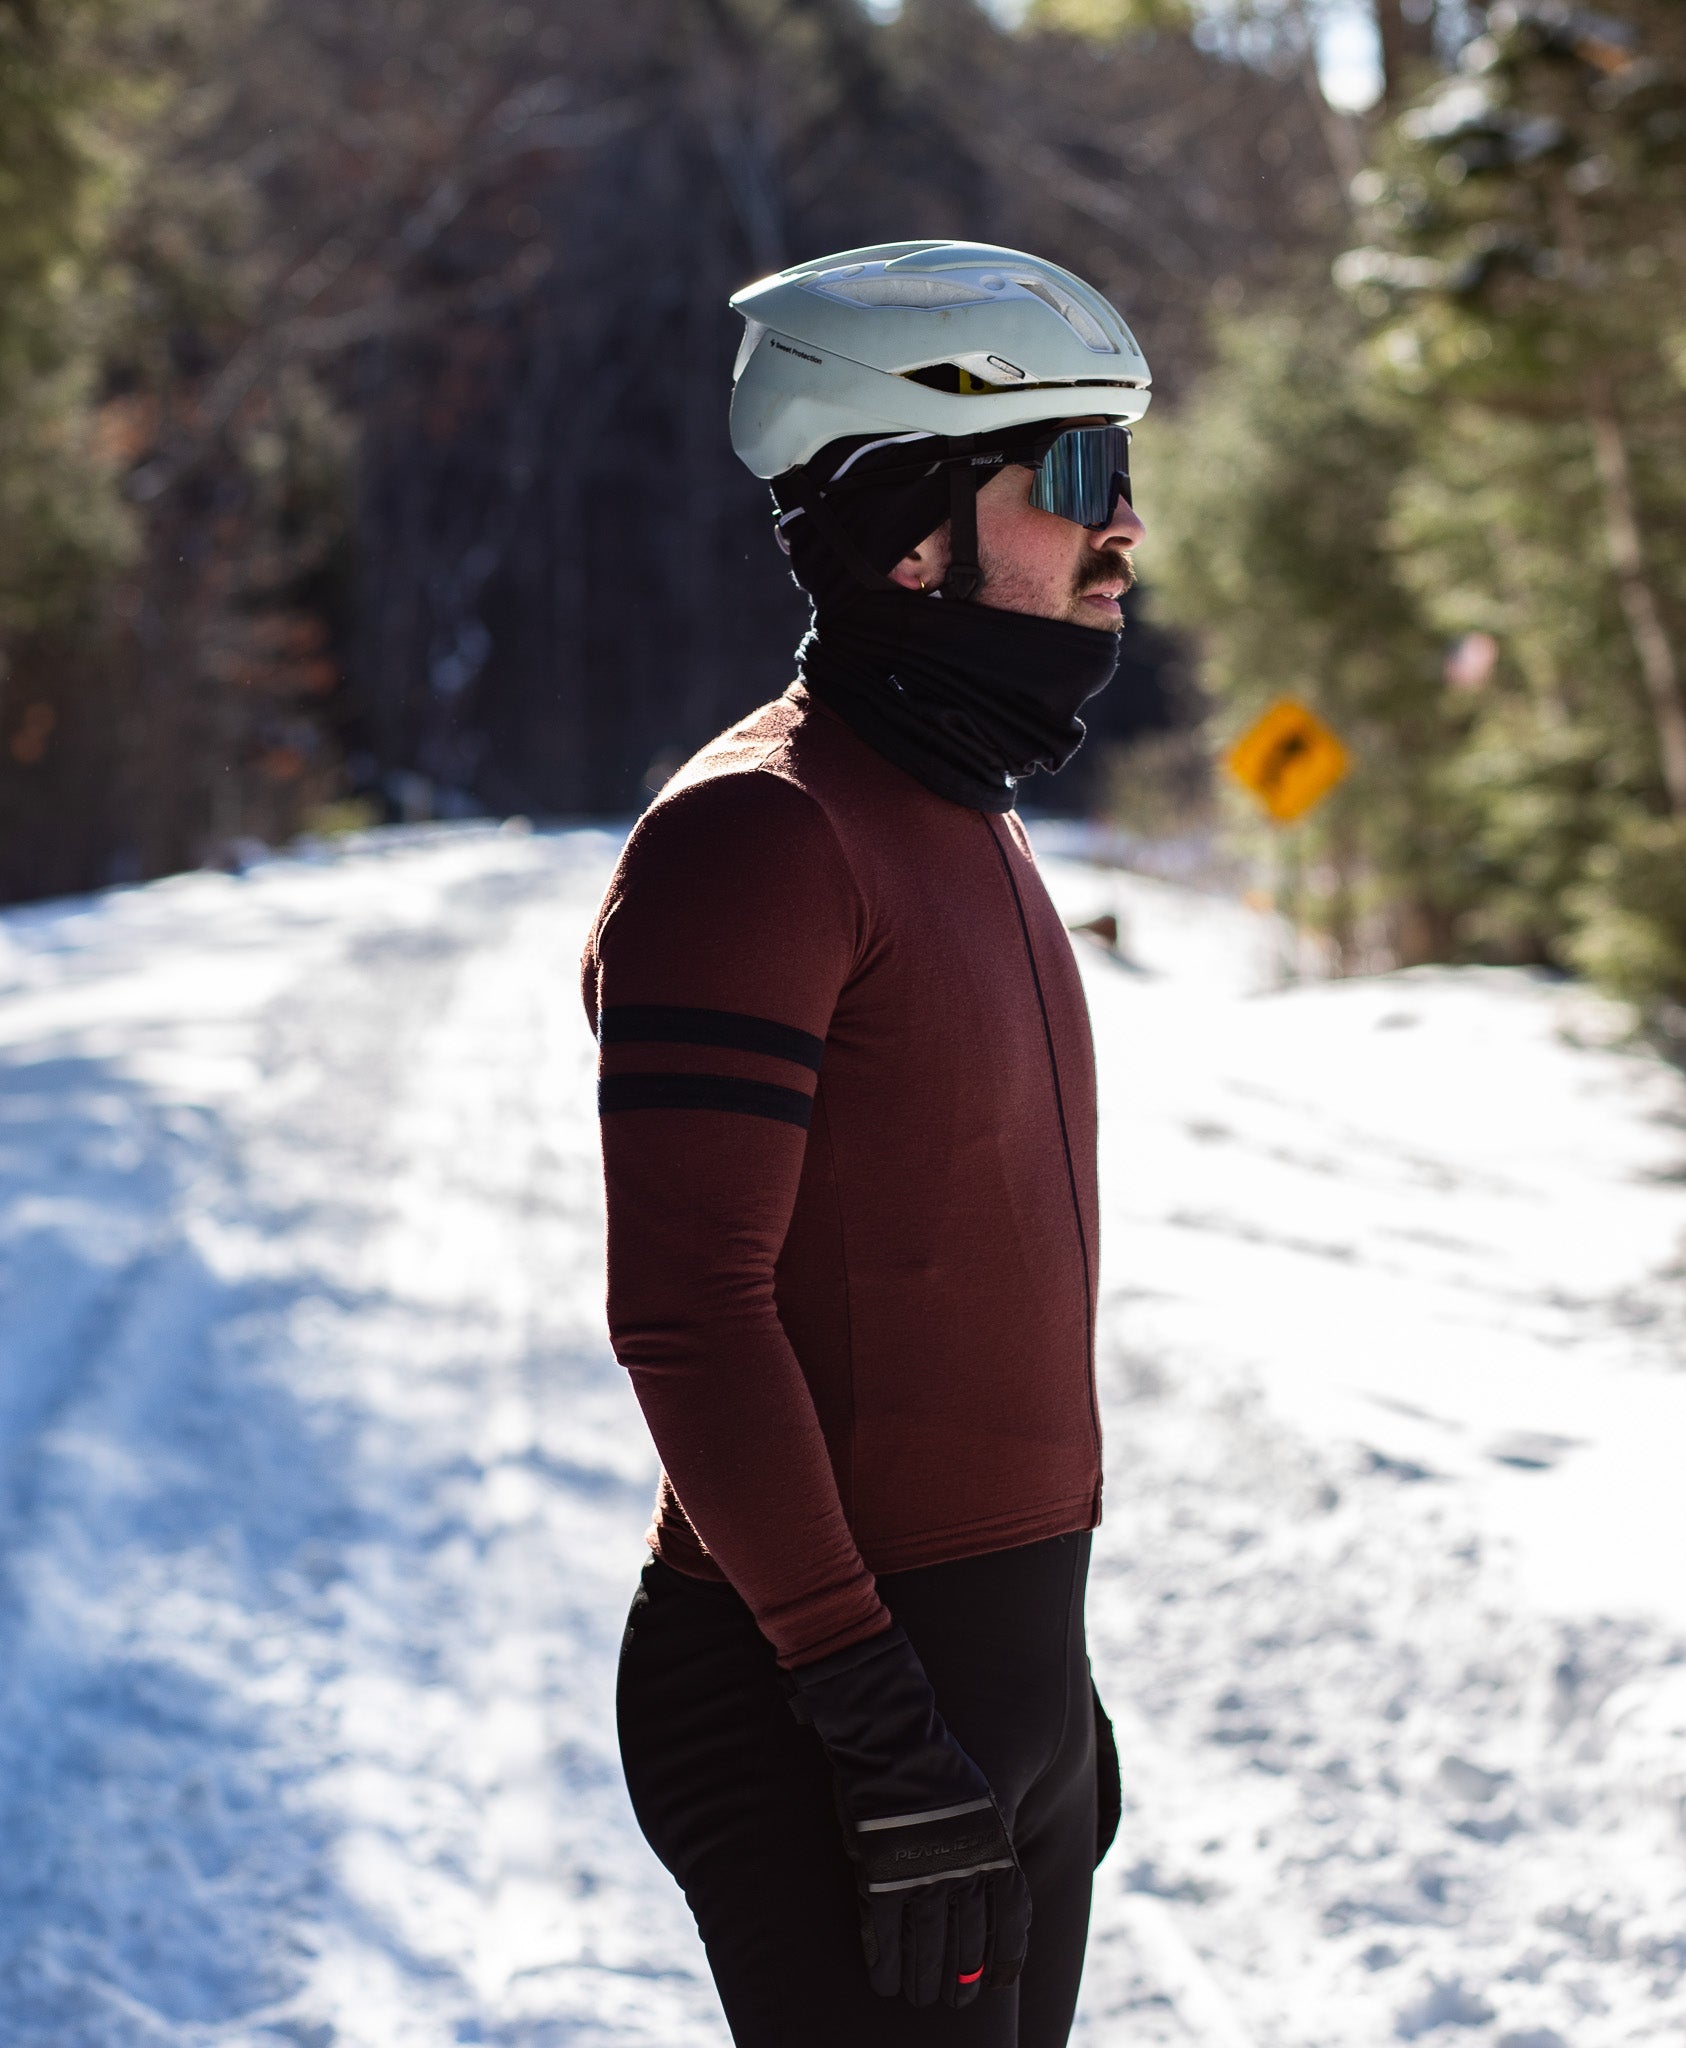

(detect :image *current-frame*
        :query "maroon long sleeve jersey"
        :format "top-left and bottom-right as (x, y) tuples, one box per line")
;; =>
(582, 684), (1102, 1669)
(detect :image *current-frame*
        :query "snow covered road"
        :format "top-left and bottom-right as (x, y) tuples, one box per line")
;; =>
(0, 824), (1682, 2048)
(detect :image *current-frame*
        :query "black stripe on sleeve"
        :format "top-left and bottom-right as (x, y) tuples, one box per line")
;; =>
(599, 1073), (814, 1130)
(599, 1004), (825, 1074)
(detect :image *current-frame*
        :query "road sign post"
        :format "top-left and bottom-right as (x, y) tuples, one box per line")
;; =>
(1224, 699), (1350, 984)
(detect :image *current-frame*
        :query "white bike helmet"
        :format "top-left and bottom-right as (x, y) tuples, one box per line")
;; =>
(729, 240), (1151, 480)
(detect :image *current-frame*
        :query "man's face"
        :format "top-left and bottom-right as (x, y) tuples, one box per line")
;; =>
(888, 443), (1145, 631)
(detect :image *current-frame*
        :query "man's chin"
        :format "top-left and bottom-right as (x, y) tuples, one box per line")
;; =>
(1069, 597), (1125, 631)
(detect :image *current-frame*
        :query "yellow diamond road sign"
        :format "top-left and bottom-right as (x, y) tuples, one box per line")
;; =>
(1225, 698), (1350, 824)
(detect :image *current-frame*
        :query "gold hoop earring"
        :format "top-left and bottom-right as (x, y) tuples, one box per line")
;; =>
(918, 577), (928, 592)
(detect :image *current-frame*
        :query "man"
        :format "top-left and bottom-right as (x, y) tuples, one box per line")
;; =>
(584, 241), (1150, 2047)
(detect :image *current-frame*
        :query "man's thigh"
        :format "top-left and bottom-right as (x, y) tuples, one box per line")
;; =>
(617, 1543), (1093, 2048)
(886, 1534), (1098, 2048)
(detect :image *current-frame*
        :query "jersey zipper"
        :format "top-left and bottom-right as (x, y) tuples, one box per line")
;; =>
(982, 817), (1103, 1480)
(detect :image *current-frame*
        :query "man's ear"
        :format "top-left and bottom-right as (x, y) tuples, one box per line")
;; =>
(889, 523), (950, 594)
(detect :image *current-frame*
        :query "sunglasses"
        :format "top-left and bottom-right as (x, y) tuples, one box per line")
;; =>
(1027, 423), (1132, 528)
(825, 422), (1133, 530)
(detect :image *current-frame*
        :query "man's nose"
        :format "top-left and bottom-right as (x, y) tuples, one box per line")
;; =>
(1094, 493), (1145, 550)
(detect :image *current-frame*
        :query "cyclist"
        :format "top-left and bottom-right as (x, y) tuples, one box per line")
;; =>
(586, 240), (1150, 2047)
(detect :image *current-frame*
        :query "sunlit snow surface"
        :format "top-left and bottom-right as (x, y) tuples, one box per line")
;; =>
(0, 822), (1682, 2048)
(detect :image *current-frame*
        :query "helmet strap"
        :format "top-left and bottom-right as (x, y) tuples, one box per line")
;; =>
(780, 479), (901, 595)
(783, 442), (991, 604)
(938, 464), (981, 602)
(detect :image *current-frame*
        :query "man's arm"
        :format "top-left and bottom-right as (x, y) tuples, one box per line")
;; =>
(585, 768), (890, 1668)
(589, 765), (1035, 2010)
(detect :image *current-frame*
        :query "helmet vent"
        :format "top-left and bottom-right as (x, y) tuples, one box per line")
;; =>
(902, 362), (1016, 395)
(803, 272), (995, 309)
(1005, 276), (1115, 354)
(798, 261), (1118, 352)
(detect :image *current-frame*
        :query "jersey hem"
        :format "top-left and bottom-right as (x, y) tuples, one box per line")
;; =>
(851, 1493), (1102, 1580)
(648, 1492), (1100, 1591)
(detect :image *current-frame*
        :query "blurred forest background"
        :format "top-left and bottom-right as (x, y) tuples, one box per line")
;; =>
(1, 0), (1683, 1025)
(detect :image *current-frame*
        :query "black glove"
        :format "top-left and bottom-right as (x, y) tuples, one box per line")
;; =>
(787, 1623), (1032, 2009)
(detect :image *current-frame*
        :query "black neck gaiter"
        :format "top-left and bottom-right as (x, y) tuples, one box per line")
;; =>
(798, 589), (1121, 814)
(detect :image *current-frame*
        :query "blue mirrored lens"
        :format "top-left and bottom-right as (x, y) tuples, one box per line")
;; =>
(1029, 425), (1132, 527)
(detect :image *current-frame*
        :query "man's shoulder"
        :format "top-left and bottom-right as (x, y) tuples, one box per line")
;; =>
(627, 690), (854, 877)
(651, 687), (867, 828)
(587, 694), (863, 988)
(660, 688), (804, 798)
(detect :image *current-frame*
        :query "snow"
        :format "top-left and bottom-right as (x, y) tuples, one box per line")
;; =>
(0, 821), (1682, 2047)
(1037, 856), (1686, 2048)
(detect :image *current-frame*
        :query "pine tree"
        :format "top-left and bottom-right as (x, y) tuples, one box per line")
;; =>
(1138, 305), (1477, 968)
(1342, 0), (1686, 807)
(0, 0), (355, 899)
(0, 0), (140, 642)
(1338, 0), (1686, 1017)
(0, 0), (154, 893)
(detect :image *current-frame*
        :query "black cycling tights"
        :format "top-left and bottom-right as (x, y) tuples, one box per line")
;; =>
(617, 1530), (1103, 2048)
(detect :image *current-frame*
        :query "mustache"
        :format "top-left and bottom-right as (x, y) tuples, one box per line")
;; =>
(1076, 549), (1135, 598)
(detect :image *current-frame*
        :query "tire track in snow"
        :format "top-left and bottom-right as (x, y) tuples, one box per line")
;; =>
(0, 830), (723, 2048)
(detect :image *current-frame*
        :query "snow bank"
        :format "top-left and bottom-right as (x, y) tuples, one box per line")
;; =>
(1040, 852), (1686, 2048)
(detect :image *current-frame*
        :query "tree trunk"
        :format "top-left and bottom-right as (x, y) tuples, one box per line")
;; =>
(1374, 0), (1437, 111)
(1583, 369), (1686, 816)
(1303, 52), (1365, 196)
